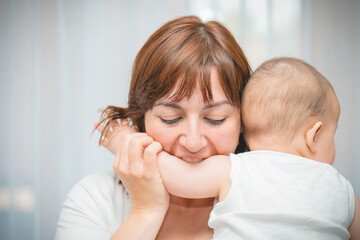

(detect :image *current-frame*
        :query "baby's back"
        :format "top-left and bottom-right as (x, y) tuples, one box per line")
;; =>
(208, 150), (355, 240)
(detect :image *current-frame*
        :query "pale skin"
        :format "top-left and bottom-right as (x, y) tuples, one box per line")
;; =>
(96, 69), (242, 240)
(158, 118), (360, 240)
(98, 92), (360, 239)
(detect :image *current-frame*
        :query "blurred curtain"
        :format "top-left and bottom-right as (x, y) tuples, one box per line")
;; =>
(0, 0), (358, 239)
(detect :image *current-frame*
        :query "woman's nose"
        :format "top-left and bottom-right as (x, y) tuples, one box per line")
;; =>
(179, 122), (207, 153)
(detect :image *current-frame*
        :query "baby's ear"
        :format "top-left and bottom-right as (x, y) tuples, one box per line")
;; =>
(305, 121), (323, 152)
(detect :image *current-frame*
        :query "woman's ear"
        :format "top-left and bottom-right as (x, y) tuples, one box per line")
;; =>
(305, 121), (323, 152)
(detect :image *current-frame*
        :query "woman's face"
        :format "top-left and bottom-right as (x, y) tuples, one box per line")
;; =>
(144, 69), (241, 163)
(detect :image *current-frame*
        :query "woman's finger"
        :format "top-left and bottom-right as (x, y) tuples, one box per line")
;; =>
(115, 133), (130, 175)
(128, 134), (153, 171)
(143, 141), (163, 173)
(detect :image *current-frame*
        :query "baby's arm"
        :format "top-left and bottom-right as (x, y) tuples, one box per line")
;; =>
(349, 194), (360, 240)
(95, 120), (231, 199)
(157, 152), (231, 200)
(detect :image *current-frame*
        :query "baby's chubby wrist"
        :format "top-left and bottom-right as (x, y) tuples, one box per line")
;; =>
(158, 151), (172, 160)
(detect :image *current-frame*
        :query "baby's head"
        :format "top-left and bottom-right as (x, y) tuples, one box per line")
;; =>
(241, 57), (340, 164)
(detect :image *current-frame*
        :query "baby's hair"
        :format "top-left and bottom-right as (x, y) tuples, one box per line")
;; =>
(241, 57), (336, 140)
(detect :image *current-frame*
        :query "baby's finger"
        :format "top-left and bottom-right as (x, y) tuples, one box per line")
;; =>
(94, 122), (104, 133)
(120, 119), (129, 126)
(110, 120), (120, 130)
(101, 139), (110, 148)
(94, 122), (112, 142)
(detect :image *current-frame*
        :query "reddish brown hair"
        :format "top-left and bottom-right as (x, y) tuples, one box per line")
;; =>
(98, 16), (251, 153)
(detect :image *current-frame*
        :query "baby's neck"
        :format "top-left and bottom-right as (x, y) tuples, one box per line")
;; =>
(250, 144), (301, 156)
(246, 134), (303, 157)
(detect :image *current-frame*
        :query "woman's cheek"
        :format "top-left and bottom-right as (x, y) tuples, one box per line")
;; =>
(146, 123), (177, 151)
(214, 119), (241, 154)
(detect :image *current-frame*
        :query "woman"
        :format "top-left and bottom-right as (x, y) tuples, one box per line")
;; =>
(55, 15), (251, 239)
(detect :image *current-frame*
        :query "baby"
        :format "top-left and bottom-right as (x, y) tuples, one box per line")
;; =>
(99, 57), (359, 239)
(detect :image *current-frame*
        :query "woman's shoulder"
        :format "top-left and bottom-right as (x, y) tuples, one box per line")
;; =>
(56, 171), (131, 238)
(75, 170), (119, 191)
(64, 170), (129, 210)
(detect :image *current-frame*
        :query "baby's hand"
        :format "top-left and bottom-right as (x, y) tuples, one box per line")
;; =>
(94, 119), (136, 155)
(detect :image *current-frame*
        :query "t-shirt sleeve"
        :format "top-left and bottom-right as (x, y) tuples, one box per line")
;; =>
(55, 172), (124, 240)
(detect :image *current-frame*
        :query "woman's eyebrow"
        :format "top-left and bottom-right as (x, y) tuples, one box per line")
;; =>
(203, 101), (230, 109)
(154, 102), (182, 109)
(154, 100), (230, 110)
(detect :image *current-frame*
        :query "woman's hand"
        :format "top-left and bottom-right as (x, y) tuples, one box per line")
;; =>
(115, 130), (170, 213)
(96, 119), (170, 239)
(96, 119), (169, 212)
(112, 128), (170, 240)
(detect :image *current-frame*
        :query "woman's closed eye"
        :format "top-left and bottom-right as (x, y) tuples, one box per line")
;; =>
(160, 117), (182, 125)
(160, 116), (226, 126)
(204, 117), (226, 125)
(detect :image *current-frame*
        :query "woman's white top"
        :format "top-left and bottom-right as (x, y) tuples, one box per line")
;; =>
(55, 171), (131, 240)
(208, 151), (355, 240)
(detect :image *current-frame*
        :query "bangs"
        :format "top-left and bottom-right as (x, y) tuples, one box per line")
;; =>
(140, 19), (246, 110)
(157, 36), (232, 106)
(168, 61), (214, 103)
